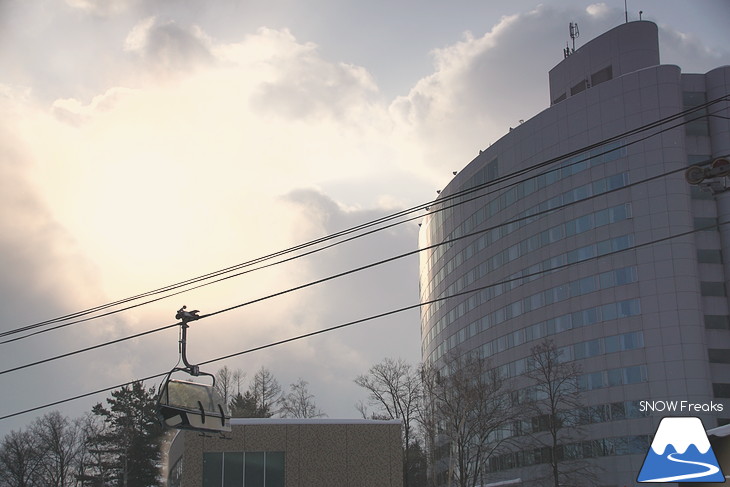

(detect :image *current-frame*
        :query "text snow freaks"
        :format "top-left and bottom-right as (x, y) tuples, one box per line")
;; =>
(639, 400), (724, 413)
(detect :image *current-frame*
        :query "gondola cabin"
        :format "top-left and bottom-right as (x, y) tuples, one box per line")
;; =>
(157, 378), (231, 433)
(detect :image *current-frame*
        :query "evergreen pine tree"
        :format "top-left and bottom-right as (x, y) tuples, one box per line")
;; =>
(88, 381), (163, 486)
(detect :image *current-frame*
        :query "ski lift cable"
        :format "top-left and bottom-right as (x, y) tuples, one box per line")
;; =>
(2, 216), (729, 422)
(2, 97), (725, 341)
(1, 146), (728, 378)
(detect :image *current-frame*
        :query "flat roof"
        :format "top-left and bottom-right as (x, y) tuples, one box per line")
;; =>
(229, 418), (402, 426)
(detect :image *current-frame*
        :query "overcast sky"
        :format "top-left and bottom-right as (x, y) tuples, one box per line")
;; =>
(1, 0), (728, 436)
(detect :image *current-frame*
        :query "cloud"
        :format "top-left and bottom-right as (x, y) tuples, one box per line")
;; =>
(65, 0), (135, 17)
(657, 26), (730, 74)
(124, 17), (215, 74)
(246, 29), (380, 121)
(0, 21), (426, 428)
(586, 3), (611, 18)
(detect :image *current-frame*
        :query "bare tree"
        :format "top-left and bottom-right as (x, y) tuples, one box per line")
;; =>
(421, 353), (517, 487)
(0, 428), (42, 487)
(31, 412), (83, 487)
(525, 340), (595, 487)
(215, 365), (245, 408)
(248, 366), (282, 418)
(279, 378), (325, 418)
(355, 357), (422, 487)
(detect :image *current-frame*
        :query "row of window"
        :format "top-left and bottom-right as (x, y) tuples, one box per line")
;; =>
(430, 232), (635, 354)
(427, 267), (638, 364)
(486, 435), (650, 474)
(514, 400), (649, 438)
(508, 366), (648, 408)
(578, 365), (647, 391)
(474, 299), (641, 360)
(203, 452), (284, 487)
(421, 169), (630, 302)
(422, 202), (632, 335)
(424, 201), (631, 314)
(488, 398), (649, 446)
(425, 138), (625, 250)
(422, 201), (632, 347)
(493, 332), (644, 380)
(551, 65), (614, 105)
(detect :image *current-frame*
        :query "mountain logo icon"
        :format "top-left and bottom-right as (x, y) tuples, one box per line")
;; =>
(637, 416), (725, 483)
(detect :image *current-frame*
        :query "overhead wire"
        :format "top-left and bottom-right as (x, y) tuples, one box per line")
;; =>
(3, 215), (729, 422)
(2, 94), (726, 342)
(2, 143), (728, 376)
(0, 100), (727, 373)
(1, 97), (727, 419)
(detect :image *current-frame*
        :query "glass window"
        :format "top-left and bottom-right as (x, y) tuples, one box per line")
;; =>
(224, 453), (244, 487)
(604, 336), (619, 354)
(588, 372), (604, 390)
(708, 349), (730, 364)
(610, 402), (626, 420)
(618, 299), (640, 317)
(607, 369), (622, 387)
(713, 383), (730, 399)
(695, 217), (719, 231)
(579, 276), (597, 294)
(698, 249), (723, 264)
(203, 453), (223, 487)
(701, 281), (726, 297)
(587, 339), (601, 357)
(245, 452), (265, 487)
(691, 185), (714, 200)
(624, 366), (645, 384)
(602, 303), (616, 320)
(705, 315), (730, 330)
(688, 155), (710, 165)
(591, 65), (613, 86)
(265, 452), (285, 487)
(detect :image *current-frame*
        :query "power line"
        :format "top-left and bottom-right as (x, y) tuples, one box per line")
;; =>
(2, 216), (728, 422)
(3, 95), (725, 342)
(2, 147), (726, 377)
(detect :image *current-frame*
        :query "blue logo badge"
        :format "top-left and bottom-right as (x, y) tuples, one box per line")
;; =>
(637, 416), (725, 483)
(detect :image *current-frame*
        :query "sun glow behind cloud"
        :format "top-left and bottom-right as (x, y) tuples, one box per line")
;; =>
(0, 1), (728, 432)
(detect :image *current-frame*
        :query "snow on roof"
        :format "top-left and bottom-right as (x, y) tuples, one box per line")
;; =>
(229, 418), (402, 426)
(478, 479), (522, 487)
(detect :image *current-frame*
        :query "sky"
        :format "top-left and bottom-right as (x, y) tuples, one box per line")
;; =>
(0, 0), (729, 437)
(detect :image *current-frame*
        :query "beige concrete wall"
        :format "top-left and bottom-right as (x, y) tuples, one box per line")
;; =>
(174, 419), (403, 487)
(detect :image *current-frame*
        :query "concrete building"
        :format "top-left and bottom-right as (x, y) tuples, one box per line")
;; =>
(166, 418), (403, 487)
(418, 20), (730, 486)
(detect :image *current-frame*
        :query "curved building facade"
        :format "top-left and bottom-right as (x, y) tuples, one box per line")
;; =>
(418, 21), (730, 486)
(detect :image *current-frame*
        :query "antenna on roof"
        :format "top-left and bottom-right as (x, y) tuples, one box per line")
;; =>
(624, 0), (629, 23)
(564, 22), (579, 58)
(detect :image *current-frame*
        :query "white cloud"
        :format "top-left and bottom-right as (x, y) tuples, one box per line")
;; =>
(586, 3), (611, 17)
(65, 0), (134, 17)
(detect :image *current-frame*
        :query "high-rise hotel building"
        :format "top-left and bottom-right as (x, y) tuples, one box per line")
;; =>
(418, 21), (730, 486)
